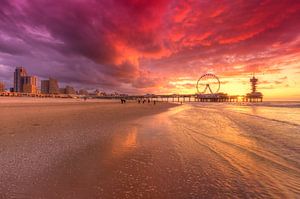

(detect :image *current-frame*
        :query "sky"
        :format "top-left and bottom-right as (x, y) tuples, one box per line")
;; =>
(0, 0), (299, 100)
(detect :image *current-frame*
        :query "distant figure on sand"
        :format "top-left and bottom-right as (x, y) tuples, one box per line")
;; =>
(153, 100), (156, 105)
(148, 99), (150, 103)
(121, 99), (126, 104)
(138, 99), (141, 104)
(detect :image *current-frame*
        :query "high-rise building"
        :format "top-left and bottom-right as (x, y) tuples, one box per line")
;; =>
(0, 82), (5, 92)
(22, 76), (37, 93)
(14, 67), (27, 92)
(41, 78), (59, 94)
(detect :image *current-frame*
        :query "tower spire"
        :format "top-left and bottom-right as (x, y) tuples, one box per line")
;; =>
(250, 75), (258, 93)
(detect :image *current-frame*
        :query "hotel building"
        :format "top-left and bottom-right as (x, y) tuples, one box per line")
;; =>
(13, 67), (38, 93)
(14, 67), (27, 92)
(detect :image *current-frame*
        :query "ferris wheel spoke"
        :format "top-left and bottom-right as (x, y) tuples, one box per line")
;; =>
(208, 85), (213, 94)
(203, 85), (208, 94)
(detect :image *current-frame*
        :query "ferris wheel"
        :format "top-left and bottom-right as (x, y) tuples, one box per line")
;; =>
(196, 73), (220, 94)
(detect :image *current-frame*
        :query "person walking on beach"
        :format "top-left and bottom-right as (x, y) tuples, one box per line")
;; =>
(121, 98), (126, 104)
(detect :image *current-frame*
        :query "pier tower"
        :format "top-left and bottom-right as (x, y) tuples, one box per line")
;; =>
(245, 75), (263, 102)
(250, 76), (258, 93)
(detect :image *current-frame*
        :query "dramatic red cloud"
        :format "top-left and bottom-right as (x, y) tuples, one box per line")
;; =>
(0, 0), (299, 97)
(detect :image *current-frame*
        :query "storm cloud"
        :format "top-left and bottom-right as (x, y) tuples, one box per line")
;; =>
(0, 0), (299, 93)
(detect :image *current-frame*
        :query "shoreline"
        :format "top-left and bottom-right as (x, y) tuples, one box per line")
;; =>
(0, 96), (120, 104)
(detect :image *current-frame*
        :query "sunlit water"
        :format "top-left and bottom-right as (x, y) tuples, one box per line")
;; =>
(162, 102), (300, 198)
(95, 102), (300, 198)
(223, 101), (300, 126)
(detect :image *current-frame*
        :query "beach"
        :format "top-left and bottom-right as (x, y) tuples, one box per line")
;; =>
(0, 98), (299, 198)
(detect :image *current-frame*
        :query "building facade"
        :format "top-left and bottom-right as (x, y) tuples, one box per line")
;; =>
(41, 80), (49, 94)
(22, 76), (37, 93)
(14, 67), (27, 92)
(41, 78), (59, 94)
(13, 67), (39, 94)
(0, 82), (5, 92)
(59, 86), (76, 95)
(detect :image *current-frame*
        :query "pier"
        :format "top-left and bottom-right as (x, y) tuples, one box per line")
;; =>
(0, 74), (263, 103)
(0, 91), (257, 103)
(99, 93), (241, 103)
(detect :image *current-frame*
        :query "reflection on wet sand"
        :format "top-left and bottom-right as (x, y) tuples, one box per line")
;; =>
(167, 104), (300, 198)
(1, 102), (299, 198)
(103, 103), (300, 198)
(111, 127), (138, 157)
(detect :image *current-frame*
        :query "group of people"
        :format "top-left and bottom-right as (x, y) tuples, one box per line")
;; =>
(137, 98), (156, 105)
(120, 98), (156, 105)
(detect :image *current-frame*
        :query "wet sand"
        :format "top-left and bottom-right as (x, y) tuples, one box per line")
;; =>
(0, 99), (299, 198)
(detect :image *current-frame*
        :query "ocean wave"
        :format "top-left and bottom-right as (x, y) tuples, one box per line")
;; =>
(231, 111), (300, 127)
(238, 101), (300, 108)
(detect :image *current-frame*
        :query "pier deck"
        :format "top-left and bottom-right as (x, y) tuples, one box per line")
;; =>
(1, 92), (263, 102)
